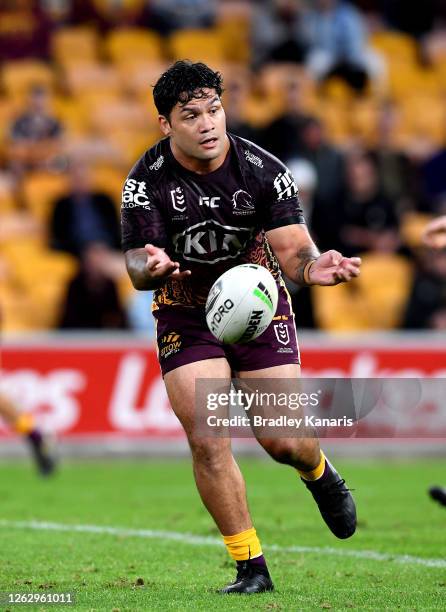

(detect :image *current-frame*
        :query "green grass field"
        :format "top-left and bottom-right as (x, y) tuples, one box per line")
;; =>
(1, 457), (446, 611)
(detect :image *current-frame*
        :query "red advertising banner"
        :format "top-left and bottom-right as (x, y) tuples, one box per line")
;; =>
(1, 335), (445, 439)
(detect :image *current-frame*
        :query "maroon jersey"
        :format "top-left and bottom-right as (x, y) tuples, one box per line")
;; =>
(121, 133), (305, 308)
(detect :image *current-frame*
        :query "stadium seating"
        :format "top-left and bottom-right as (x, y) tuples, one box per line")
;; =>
(1, 61), (55, 101)
(51, 26), (100, 67)
(0, 7), (443, 333)
(116, 60), (168, 98)
(400, 212), (435, 248)
(370, 31), (418, 65)
(313, 254), (413, 331)
(21, 173), (69, 222)
(91, 164), (126, 210)
(0, 238), (77, 331)
(168, 29), (226, 64)
(63, 62), (122, 98)
(105, 28), (164, 65)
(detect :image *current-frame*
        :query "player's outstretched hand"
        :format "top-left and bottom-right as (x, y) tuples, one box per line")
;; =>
(144, 244), (191, 281)
(309, 250), (361, 286)
(422, 216), (446, 250)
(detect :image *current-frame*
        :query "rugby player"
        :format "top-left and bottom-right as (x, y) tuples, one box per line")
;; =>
(0, 393), (55, 476)
(122, 61), (361, 594)
(424, 215), (446, 507)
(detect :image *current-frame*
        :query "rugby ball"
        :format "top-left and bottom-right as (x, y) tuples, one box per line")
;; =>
(205, 264), (278, 344)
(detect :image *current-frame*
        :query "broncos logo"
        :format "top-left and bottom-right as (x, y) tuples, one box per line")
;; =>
(232, 190), (254, 212)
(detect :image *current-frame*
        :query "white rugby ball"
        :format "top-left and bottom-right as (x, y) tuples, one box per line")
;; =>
(205, 264), (278, 344)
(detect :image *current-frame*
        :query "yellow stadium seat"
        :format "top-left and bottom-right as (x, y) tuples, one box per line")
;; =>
(52, 26), (100, 67)
(312, 283), (368, 331)
(105, 28), (164, 64)
(1, 244), (77, 330)
(0, 284), (38, 332)
(0, 97), (20, 142)
(91, 164), (126, 209)
(217, 17), (251, 64)
(168, 29), (226, 64)
(400, 212), (435, 248)
(1, 61), (55, 101)
(117, 60), (168, 97)
(400, 96), (446, 145)
(0, 213), (43, 247)
(323, 77), (355, 102)
(388, 62), (442, 100)
(21, 172), (69, 222)
(370, 31), (418, 64)
(313, 253), (413, 331)
(88, 97), (151, 134)
(312, 100), (350, 145)
(105, 129), (158, 166)
(355, 253), (413, 328)
(63, 62), (121, 97)
(53, 96), (89, 136)
(349, 100), (380, 146)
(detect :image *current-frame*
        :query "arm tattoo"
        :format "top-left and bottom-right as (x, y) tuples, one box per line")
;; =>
(125, 249), (162, 291)
(295, 245), (320, 285)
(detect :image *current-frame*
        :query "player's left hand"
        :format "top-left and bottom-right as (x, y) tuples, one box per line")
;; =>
(422, 216), (446, 250)
(308, 250), (361, 286)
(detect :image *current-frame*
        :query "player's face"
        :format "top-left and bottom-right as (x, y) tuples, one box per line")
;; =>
(159, 89), (227, 163)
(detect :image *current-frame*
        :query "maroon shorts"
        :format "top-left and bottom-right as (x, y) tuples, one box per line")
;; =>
(153, 286), (300, 376)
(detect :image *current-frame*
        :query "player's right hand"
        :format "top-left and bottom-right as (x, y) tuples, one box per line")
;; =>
(144, 244), (191, 281)
(422, 216), (446, 250)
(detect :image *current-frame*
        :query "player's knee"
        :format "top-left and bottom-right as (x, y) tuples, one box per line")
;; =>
(262, 438), (319, 468)
(261, 439), (299, 465)
(189, 438), (232, 473)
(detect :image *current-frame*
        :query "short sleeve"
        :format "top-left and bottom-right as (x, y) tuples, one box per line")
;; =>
(121, 165), (168, 252)
(261, 165), (306, 231)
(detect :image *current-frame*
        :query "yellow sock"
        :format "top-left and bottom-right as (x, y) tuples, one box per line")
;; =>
(298, 450), (326, 481)
(223, 527), (262, 561)
(14, 413), (35, 435)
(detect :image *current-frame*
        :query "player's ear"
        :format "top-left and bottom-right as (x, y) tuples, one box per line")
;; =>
(159, 115), (171, 136)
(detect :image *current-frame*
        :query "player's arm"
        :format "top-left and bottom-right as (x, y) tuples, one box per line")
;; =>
(423, 215), (446, 249)
(125, 244), (191, 290)
(121, 166), (190, 290)
(266, 223), (361, 286)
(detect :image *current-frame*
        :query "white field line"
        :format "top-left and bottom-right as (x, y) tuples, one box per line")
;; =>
(0, 519), (445, 569)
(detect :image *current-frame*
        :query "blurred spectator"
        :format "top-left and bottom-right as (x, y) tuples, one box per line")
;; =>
(260, 78), (313, 161)
(251, 0), (306, 66)
(371, 102), (420, 211)
(403, 249), (446, 329)
(382, 0), (439, 40)
(297, 118), (345, 250)
(288, 157), (318, 218)
(8, 85), (64, 175)
(421, 148), (446, 213)
(149, 0), (217, 35)
(49, 160), (120, 257)
(58, 243), (127, 329)
(0, 0), (52, 60)
(300, 0), (383, 92)
(338, 151), (400, 256)
(300, 117), (345, 206)
(40, 0), (72, 24)
(224, 79), (261, 144)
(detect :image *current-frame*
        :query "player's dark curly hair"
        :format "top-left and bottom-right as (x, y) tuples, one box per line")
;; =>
(153, 60), (223, 120)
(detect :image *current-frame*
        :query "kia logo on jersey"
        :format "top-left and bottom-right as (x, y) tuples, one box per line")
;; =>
(172, 220), (253, 263)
